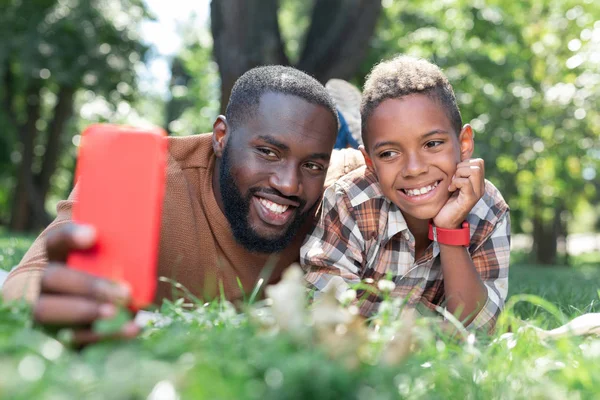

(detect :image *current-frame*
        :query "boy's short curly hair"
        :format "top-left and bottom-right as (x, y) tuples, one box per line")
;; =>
(360, 55), (463, 149)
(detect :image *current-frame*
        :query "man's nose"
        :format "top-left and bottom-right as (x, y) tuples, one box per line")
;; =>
(269, 163), (302, 197)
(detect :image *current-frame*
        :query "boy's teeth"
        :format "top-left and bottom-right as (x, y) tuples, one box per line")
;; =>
(259, 198), (289, 214)
(404, 181), (439, 197)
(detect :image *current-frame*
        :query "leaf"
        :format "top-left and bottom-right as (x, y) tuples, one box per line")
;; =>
(92, 307), (131, 335)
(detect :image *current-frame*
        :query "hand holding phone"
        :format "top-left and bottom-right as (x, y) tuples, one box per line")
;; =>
(67, 124), (167, 310)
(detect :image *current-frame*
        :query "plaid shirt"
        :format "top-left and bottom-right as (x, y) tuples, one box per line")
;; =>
(301, 166), (510, 331)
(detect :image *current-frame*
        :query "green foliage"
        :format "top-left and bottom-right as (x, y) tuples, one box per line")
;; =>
(0, 0), (151, 224)
(364, 0), (600, 237)
(1, 234), (599, 398)
(0, 230), (36, 271)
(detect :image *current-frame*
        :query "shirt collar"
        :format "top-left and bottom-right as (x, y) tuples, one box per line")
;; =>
(382, 201), (408, 245)
(382, 199), (441, 258)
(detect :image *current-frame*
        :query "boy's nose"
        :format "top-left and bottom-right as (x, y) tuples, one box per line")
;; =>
(402, 152), (428, 177)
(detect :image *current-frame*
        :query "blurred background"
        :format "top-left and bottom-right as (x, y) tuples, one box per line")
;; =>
(0, 0), (598, 266)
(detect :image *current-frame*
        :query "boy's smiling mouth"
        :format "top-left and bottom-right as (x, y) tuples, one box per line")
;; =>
(398, 180), (441, 200)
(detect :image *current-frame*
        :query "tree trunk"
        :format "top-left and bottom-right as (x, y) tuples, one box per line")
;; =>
(211, 0), (289, 113)
(532, 216), (558, 265)
(210, 0), (382, 112)
(2, 60), (18, 130)
(531, 194), (558, 265)
(164, 58), (193, 134)
(9, 80), (46, 231)
(297, 0), (383, 82)
(36, 85), (75, 201)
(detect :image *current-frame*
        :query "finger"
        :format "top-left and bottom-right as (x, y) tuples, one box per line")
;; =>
(41, 265), (130, 304)
(34, 295), (117, 325)
(70, 322), (140, 346)
(454, 165), (482, 179)
(46, 223), (96, 262)
(448, 177), (474, 195)
(464, 158), (485, 175)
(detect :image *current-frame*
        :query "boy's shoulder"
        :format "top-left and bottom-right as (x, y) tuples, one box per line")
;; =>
(467, 180), (510, 243)
(330, 166), (386, 208)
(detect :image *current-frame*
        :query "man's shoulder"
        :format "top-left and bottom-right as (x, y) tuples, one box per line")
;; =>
(166, 133), (214, 170)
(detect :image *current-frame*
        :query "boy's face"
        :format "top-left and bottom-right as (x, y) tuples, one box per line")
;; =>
(363, 93), (473, 221)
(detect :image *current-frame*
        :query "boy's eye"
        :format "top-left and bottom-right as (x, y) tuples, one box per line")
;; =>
(379, 150), (399, 159)
(425, 140), (444, 149)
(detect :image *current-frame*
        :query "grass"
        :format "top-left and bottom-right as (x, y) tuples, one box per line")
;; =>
(0, 233), (599, 399)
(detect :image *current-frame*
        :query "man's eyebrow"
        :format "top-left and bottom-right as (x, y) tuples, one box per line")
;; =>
(257, 135), (289, 151)
(308, 152), (331, 161)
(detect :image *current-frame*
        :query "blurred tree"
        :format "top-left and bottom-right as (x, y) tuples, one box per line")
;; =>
(364, 0), (600, 264)
(210, 0), (383, 112)
(0, 0), (149, 231)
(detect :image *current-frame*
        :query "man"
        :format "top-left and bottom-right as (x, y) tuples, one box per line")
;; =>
(2, 66), (363, 344)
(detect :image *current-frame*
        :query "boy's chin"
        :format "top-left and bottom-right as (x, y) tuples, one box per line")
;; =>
(397, 203), (443, 222)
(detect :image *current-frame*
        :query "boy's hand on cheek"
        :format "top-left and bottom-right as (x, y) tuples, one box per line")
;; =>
(433, 158), (485, 229)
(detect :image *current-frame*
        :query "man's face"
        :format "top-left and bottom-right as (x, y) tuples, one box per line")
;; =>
(216, 92), (337, 253)
(365, 94), (469, 222)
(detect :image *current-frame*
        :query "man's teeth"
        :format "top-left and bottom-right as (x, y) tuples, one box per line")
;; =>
(259, 198), (289, 214)
(403, 182), (439, 197)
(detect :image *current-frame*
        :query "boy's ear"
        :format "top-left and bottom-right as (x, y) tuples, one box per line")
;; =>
(458, 124), (475, 161)
(212, 115), (229, 157)
(359, 145), (375, 171)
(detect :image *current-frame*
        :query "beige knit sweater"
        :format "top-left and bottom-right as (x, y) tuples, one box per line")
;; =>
(2, 133), (364, 304)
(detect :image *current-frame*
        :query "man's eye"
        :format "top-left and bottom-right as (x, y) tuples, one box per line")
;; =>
(425, 140), (444, 148)
(258, 148), (277, 157)
(304, 162), (324, 171)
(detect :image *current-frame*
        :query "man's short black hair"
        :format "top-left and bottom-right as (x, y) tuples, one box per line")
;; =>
(225, 65), (339, 131)
(361, 55), (463, 149)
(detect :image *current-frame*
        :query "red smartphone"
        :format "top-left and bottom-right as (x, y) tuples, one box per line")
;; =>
(67, 124), (167, 310)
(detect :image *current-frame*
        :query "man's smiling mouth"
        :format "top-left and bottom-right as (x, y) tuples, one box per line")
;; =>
(258, 197), (289, 214)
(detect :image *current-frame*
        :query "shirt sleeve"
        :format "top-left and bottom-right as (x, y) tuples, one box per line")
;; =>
(465, 212), (511, 332)
(324, 148), (365, 189)
(2, 188), (77, 303)
(300, 184), (366, 301)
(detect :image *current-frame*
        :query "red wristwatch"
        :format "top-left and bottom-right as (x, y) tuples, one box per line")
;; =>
(428, 221), (470, 246)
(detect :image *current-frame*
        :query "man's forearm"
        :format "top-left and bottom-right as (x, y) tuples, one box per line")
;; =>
(438, 244), (487, 325)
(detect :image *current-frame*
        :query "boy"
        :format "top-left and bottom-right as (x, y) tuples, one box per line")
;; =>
(301, 56), (510, 331)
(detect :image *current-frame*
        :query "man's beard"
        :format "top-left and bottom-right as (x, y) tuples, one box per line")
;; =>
(219, 144), (310, 253)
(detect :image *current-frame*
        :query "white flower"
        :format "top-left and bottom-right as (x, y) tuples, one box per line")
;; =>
(377, 279), (396, 293)
(339, 289), (357, 305)
(265, 264), (307, 333)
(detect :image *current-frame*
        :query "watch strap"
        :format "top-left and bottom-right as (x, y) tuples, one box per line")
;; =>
(428, 221), (470, 246)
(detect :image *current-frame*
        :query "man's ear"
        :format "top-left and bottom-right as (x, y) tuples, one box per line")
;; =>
(212, 115), (229, 157)
(359, 145), (375, 171)
(458, 124), (475, 161)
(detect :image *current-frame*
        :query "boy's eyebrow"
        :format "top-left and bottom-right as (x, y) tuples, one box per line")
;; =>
(372, 140), (402, 151)
(372, 129), (451, 151)
(421, 129), (451, 138)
